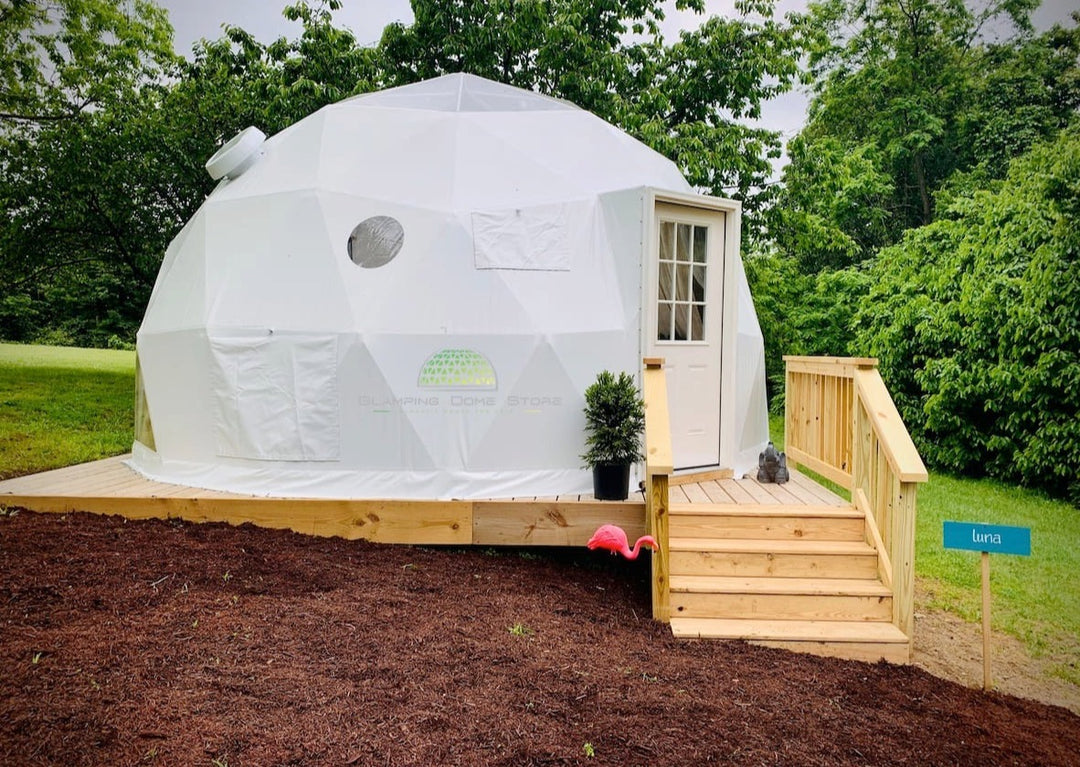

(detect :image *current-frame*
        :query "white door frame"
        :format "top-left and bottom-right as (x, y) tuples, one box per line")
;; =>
(640, 188), (743, 471)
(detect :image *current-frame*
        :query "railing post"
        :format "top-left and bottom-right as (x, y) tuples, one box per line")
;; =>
(648, 473), (670, 622)
(893, 480), (918, 642)
(642, 357), (673, 623)
(784, 361), (794, 468)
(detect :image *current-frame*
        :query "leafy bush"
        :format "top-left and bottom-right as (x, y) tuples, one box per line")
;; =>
(581, 371), (645, 467)
(106, 334), (135, 351)
(32, 327), (78, 348)
(795, 267), (870, 358)
(855, 127), (1080, 503)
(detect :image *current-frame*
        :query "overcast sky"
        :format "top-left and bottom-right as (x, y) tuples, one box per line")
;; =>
(158, 0), (1078, 169)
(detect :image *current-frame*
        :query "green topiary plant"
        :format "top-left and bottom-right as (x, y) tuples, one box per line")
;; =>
(581, 370), (645, 468)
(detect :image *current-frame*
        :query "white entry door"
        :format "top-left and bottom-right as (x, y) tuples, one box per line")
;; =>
(646, 202), (726, 469)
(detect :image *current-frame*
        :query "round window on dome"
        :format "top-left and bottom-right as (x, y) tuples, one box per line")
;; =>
(348, 216), (404, 268)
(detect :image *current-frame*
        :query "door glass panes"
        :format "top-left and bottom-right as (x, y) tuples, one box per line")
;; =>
(676, 264), (690, 301)
(693, 266), (706, 302)
(657, 219), (708, 342)
(693, 226), (707, 262)
(658, 222), (675, 308)
(676, 224), (690, 262)
(691, 303), (704, 341)
(674, 304), (689, 341)
(657, 302), (672, 341)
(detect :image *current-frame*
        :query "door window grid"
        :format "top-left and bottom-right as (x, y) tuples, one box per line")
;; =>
(657, 221), (707, 341)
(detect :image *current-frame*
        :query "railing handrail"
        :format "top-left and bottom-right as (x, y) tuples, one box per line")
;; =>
(853, 368), (928, 483)
(783, 354), (878, 372)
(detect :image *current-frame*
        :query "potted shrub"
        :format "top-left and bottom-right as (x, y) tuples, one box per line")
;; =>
(581, 370), (646, 501)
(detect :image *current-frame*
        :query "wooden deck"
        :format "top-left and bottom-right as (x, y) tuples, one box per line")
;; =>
(668, 470), (847, 507)
(0, 456), (844, 546)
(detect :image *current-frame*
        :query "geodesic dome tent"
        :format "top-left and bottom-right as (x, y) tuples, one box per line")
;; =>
(131, 73), (769, 499)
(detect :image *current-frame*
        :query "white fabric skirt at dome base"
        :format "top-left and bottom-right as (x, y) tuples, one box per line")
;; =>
(128, 441), (615, 501)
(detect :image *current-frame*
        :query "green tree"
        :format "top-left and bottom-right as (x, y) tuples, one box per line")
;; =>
(777, 2), (1080, 266)
(771, 136), (892, 272)
(959, 20), (1080, 179)
(795, 0), (1042, 230)
(0, 0), (179, 344)
(0, 0), (174, 122)
(745, 253), (869, 406)
(757, 1), (1078, 415)
(854, 126), (1080, 503)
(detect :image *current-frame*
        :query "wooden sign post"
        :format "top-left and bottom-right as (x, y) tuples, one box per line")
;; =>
(944, 521), (1032, 691)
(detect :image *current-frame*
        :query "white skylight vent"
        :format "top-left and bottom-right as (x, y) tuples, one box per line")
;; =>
(205, 126), (267, 181)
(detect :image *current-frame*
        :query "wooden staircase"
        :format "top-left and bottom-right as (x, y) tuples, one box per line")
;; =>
(666, 502), (911, 663)
(642, 357), (927, 665)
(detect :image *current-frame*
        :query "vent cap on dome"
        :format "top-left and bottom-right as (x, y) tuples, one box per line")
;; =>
(205, 126), (266, 181)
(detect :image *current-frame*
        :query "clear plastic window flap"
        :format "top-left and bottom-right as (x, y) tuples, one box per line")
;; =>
(209, 335), (340, 461)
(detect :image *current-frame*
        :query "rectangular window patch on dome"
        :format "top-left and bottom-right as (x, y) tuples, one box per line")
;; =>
(471, 202), (573, 271)
(208, 335), (340, 461)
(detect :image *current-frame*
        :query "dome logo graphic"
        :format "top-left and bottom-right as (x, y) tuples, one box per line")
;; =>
(417, 349), (497, 390)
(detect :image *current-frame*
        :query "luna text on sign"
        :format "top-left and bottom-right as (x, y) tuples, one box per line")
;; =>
(943, 521), (1031, 556)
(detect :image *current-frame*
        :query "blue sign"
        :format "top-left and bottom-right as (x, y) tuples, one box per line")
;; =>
(943, 521), (1031, 556)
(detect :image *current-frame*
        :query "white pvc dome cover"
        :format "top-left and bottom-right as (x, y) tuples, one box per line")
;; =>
(133, 73), (768, 499)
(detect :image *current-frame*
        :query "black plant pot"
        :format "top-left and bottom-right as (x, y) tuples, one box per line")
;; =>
(592, 463), (631, 501)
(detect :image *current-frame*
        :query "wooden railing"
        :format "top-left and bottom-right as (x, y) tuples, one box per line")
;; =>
(783, 356), (877, 486)
(784, 356), (928, 641)
(642, 357), (673, 623)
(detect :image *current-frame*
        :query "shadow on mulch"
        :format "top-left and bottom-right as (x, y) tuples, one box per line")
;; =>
(1, 510), (1077, 766)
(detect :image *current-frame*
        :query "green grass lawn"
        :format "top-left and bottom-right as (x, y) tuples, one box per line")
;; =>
(917, 475), (1080, 682)
(0, 343), (135, 479)
(770, 414), (1080, 685)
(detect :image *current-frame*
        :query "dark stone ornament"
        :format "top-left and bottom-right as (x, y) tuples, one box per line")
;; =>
(757, 441), (790, 484)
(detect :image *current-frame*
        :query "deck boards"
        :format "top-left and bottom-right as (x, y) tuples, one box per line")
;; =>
(1, 455), (848, 508)
(0, 456), (848, 547)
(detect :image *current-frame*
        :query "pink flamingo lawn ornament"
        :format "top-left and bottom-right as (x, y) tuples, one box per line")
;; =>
(586, 524), (658, 560)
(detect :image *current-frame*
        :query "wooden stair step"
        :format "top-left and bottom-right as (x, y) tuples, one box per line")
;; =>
(670, 617), (908, 643)
(670, 512), (864, 541)
(669, 576), (892, 622)
(670, 503), (861, 518)
(669, 538), (875, 555)
(669, 575), (890, 597)
(669, 538), (878, 578)
(670, 618), (910, 664)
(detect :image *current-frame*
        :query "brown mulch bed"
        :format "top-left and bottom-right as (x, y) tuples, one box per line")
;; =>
(1, 510), (1077, 767)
